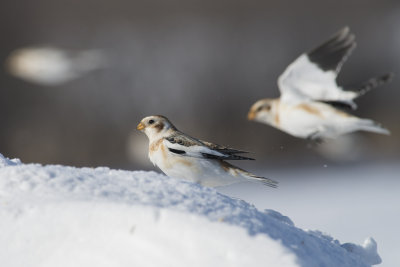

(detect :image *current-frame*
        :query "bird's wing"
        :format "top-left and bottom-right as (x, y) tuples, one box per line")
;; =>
(164, 134), (254, 160)
(200, 140), (250, 154)
(278, 27), (358, 107)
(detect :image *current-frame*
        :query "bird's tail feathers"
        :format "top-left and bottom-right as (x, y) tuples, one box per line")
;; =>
(355, 73), (394, 98)
(356, 119), (390, 135)
(239, 169), (278, 188)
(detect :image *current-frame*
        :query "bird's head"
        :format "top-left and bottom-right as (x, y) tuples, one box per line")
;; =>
(248, 98), (277, 126)
(137, 115), (176, 141)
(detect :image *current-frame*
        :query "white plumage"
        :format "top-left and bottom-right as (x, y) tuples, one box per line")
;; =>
(248, 27), (392, 140)
(137, 115), (277, 187)
(278, 54), (358, 108)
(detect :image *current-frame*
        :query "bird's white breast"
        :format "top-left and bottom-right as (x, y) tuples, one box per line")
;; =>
(278, 102), (356, 138)
(148, 139), (245, 187)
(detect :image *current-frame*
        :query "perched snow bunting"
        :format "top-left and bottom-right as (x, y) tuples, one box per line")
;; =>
(137, 115), (277, 187)
(248, 27), (392, 140)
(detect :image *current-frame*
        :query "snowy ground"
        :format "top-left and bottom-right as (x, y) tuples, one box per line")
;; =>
(0, 153), (383, 267)
(220, 162), (400, 267)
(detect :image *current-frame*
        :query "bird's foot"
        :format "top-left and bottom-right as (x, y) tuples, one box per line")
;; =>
(306, 132), (325, 147)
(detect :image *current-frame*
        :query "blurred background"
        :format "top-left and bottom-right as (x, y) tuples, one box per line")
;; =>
(1, 1), (400, 266)
(1, 0), (399, 170)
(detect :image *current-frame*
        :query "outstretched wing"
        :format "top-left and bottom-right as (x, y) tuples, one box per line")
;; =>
(278, 27), (358, 107)
(165, 134), (254, 161)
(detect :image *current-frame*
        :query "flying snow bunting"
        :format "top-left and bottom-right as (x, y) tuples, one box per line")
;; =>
(248, 27), (392, 141)
(137, 115), (277, 187)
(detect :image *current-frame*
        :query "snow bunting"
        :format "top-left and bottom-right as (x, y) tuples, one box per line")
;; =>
(137, 115), (277, 187)
(248, 27), (392, 140)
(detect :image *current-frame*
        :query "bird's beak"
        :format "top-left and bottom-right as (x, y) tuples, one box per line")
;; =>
(136, 122), (145, 131)
(247, 110), (256, 120)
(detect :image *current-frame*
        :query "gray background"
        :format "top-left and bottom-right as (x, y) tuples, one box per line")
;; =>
(1, 0), (399, 170)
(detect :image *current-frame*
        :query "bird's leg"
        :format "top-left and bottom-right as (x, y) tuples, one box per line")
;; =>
(306, 131), (325, 147)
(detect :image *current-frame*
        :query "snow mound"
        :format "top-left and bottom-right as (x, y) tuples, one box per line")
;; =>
(0, 153), (381, 267)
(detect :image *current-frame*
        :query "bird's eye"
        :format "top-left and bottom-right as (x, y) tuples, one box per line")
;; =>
(265, 105), (271, 111)
(148, 119), (155, 124)
(257, 106), (263, 112)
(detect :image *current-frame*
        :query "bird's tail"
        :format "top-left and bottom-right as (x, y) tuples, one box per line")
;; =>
(221, 161), (278, 188)
(239, 169), (278, 188)
(355, 119), (390, 135)
(355, 73), (394, 98)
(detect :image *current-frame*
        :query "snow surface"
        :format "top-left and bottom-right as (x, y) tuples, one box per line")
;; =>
(0, 153), (381, 267)
(221, 164), (399, 267)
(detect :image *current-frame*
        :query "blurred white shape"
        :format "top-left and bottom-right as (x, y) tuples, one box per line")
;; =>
(315, 134), (368, 161)
(6, 47), (106, 86)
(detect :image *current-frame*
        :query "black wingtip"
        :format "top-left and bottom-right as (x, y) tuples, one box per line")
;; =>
(216, 148), (251, 154)
(232, 155), (255, 161)
(307, 27), (356, 73)
(201, 153), (255, 161)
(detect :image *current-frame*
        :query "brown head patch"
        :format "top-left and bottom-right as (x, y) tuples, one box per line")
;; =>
(154, 122), (164, 132)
